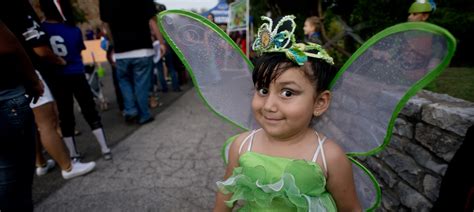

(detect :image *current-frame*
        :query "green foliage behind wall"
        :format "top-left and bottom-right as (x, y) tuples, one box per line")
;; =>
(248, 0), (474, 66)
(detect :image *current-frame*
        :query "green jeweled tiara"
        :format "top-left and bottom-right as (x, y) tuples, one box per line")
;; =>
(252, 15), (334, 65)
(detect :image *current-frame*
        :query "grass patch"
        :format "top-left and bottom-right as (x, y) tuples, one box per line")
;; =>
(424, 67), (474, 102)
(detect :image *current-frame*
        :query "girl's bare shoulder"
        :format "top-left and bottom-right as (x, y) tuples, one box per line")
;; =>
(321, 138), (348, 164)
(228, 131), (254, 154)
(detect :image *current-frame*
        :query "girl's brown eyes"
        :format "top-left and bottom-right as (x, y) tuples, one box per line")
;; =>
(281, 90), (294, 97)
(258, 88), (268, 96)
(257, 88), (297, 97)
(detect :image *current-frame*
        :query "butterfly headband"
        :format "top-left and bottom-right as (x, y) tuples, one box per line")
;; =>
(252, 15), (334, 65)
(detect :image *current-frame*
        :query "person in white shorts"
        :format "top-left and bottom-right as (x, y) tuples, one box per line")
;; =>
(31, 71), (97, 179)
(0, 0), (97, 180)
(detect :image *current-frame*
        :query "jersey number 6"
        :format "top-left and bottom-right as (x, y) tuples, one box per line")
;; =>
(49, 35), (68, 57)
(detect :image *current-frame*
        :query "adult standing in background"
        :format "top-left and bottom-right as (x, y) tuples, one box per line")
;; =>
(0, 0), (97, 177)
(405, 0), (441, 80)
(40, 0), (112, 161)
(100, 0), (166, 125)
(0, 20), (43, 211)
(407, 0), (434, 22)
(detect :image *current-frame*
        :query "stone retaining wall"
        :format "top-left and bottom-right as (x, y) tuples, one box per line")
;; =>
(362, 90), (474, 211)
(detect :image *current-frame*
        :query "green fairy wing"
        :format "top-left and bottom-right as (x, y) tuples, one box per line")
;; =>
(312, 22), (455, 210)
(158, 10), (256, 130)
(158, 10), (455, 211)
(312, 22), (456, 210)
(313, 22), (456, 157)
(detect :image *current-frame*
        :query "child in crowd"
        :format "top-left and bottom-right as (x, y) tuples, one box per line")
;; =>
(214, 16), (360, 211)
(39, 0), (112, 160)
(303, 16), (323, 44)
(154, 4), (182, 93)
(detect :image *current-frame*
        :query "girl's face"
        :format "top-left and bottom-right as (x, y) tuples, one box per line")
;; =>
(252, 68), (318, 139)
(303, 20), (316, 35)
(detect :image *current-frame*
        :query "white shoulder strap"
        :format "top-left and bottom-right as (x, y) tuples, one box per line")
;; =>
(238, 129), (260, 154)
(312, 132), (328, 175)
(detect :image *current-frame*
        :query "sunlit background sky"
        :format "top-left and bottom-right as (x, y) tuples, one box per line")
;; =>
(155, 0), (219, 12)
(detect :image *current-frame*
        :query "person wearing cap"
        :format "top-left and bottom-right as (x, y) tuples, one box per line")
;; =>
(408, 0), (434, 22)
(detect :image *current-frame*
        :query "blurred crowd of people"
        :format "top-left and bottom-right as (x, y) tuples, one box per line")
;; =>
(0, 0), (186, 211)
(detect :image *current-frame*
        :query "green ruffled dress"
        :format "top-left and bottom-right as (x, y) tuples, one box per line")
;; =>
(217, 151), (337, 211)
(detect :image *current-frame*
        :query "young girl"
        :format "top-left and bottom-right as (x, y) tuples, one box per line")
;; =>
(213, 34), (361, 211)
(303, 16), (323, 44)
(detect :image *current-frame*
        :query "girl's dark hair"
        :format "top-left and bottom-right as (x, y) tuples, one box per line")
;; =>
(252, 49), (337, 94)
(40, 0), (75, 25)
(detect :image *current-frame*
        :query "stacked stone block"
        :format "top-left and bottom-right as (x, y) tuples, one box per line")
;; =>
(362, 90), (474, 211)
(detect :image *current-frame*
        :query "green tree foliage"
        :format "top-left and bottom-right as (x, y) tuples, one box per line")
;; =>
(347, 0), (474, 66)
(249, 0), (474, 66)
(429, 6), (474, 66)
(70, 0), (87, 24)
(249, 0), (319, 39)
(348, 0), (411, 39)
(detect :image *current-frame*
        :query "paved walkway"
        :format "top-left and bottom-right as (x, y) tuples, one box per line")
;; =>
(35, 89), (241, 211)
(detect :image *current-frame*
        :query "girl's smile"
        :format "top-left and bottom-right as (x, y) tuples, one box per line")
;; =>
(262, 115), (285, 125)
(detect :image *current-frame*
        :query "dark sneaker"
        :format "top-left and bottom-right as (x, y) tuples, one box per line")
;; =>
(138, 117), (155, 125)
(103, 152), (112, 160)
(124, 114), (138, 123)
